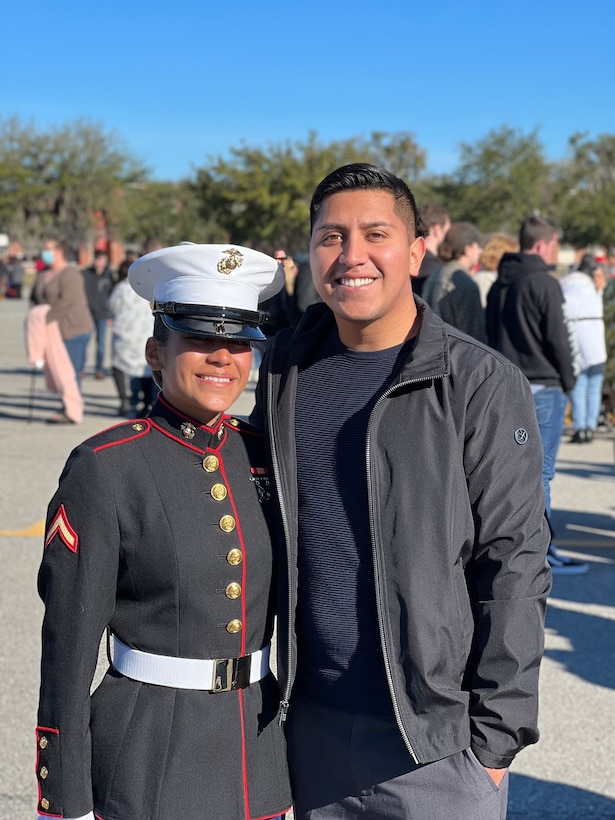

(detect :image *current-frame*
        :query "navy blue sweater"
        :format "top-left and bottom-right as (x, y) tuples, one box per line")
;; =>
(293, 327), (412, 714)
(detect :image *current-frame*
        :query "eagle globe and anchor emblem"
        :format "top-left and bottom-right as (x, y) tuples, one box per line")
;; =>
(217, 248), (244, 275)
(215, 249), (245, 334)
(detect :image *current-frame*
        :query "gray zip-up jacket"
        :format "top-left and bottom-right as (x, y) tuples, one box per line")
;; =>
(252, 299), (551, 770)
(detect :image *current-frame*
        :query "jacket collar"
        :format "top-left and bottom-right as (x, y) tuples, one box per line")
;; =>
(148, 393), (230, 452)
(284, 298), (450, 384)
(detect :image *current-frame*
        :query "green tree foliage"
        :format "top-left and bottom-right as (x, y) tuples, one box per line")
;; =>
(192, 131), (426, 252)
(2, 116), (613, 257)
(555, 133), (615, 250)
(429, 126), (554, 233)
(0, 116), (145, 253)
(115, 181), (220, 248)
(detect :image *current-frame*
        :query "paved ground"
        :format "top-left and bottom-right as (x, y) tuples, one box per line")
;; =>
(1, 296), (614, 819)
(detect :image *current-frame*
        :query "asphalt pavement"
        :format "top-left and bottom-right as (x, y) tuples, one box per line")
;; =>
(1, 296), (614, 819)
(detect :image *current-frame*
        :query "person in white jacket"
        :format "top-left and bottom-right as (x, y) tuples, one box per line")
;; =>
(560, 254), (607, 442)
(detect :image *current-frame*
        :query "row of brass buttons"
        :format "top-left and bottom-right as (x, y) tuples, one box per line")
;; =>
(202, 455), (242, 632)
(38, 735), (50, 809)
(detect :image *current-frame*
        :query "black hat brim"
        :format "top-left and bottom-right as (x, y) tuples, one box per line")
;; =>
(155, 302), (266, 342)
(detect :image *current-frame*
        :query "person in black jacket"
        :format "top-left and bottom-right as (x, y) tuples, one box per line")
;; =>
(36, 244), (292, 820)
(82, 250), (114, 378)
(486, 216), (587, 575)
(252, 165), (550, 820)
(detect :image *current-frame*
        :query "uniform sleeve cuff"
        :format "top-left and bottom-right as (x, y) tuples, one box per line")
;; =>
(38, 814), (95, 820)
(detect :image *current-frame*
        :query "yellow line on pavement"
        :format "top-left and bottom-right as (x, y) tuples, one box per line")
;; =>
(0, 520), (45, 537)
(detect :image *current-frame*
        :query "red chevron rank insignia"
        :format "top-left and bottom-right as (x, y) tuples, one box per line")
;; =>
(45, 504), (79, 553)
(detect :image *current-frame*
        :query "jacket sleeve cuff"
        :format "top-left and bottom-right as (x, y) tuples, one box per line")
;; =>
(470, 743), (514, 770)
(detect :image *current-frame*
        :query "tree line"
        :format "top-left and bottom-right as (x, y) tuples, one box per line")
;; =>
(1, 116), (613, 256)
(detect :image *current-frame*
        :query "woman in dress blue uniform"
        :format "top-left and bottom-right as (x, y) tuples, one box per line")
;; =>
(36, 244), (292, 820)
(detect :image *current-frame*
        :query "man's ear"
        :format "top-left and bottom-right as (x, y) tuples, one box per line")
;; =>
(145, 337), (163, 371)
(409, 235), (426, 278)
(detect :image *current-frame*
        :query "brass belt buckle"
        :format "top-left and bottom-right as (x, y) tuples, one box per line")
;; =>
(213, 658), (235, 692)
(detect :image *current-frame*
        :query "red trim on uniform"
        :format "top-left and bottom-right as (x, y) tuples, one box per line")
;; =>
(45, 505), (78, 553)
(159, 393), (224, 435)
(148, 419), (208, 453)
(93, 421), (151, 452)
(222, 417), (264, 440)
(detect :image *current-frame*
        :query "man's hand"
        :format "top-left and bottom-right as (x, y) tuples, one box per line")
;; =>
(485, 767), (508, 787)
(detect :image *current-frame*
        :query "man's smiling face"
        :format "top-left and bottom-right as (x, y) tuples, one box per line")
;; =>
(309, 189), (424, 349)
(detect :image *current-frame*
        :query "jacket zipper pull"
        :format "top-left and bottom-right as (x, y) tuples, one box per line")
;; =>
(278, 700), (290, 725)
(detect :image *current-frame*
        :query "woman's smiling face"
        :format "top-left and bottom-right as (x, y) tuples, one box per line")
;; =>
(146, 331), (252, 425)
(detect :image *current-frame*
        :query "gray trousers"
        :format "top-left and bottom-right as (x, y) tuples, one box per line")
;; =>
(287, 696), (508, 820)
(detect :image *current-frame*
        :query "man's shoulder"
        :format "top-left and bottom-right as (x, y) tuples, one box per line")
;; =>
(445, 323), (518, 374)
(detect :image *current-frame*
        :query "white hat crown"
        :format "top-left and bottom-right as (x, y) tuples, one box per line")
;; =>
(128, 243), (285, 312)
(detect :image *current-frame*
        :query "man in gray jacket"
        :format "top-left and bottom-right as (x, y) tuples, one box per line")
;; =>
(252, 164), (550, 820)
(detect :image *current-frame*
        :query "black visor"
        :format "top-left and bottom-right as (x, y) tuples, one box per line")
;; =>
(153, 301), (267, 342)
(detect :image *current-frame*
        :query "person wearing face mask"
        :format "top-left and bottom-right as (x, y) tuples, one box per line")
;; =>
(30, 241), (94, 405)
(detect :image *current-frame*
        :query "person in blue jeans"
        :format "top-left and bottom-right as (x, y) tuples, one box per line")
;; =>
(486, 216), (588, 575)
(82, 249), (114, 379)
(30, 239), (94, 420)
(560, 254), (608, 443)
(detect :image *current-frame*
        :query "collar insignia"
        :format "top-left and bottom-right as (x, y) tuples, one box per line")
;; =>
(180, 422), (197, 440)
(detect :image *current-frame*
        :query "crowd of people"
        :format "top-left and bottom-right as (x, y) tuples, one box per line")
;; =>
(8, 162), (611, 820)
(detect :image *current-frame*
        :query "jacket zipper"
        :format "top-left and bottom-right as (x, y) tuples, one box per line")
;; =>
(366, 373), (445, 764)
(265, 354), (294, 724)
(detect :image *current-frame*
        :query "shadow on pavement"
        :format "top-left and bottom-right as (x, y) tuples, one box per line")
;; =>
(540, 525), (615, 691)
(509, 772), (615, 818)
(555, 457), (615, 481)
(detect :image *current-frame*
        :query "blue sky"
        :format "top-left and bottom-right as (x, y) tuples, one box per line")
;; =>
(2, 0), (613, 181)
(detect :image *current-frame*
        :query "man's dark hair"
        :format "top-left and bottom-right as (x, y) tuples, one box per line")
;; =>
(519, 216), (558, 251)
(577, 253), (599, 277)
(94, 249), (108, 260)
(439, 222), (483, 262)
(310, 163), (421, 239)
(417, 203), (450, 235)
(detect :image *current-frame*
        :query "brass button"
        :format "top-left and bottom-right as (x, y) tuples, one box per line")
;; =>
(227, 548), (243, 566)
(219, 515), (236, 533)
(211, 483), (228, 501)
(41, 798), (50, 810)
(225, 582), (241, 599)
(39, 766), (49, 780)
(39, 736), (48, 750)
(226, 619), (242, 634)
(132, 422), (145, 432)
(202, 455), (219, 472)
(228, 418), (240, 427)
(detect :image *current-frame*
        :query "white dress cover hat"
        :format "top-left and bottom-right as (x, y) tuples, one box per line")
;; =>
(128, 243), (285, 342)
